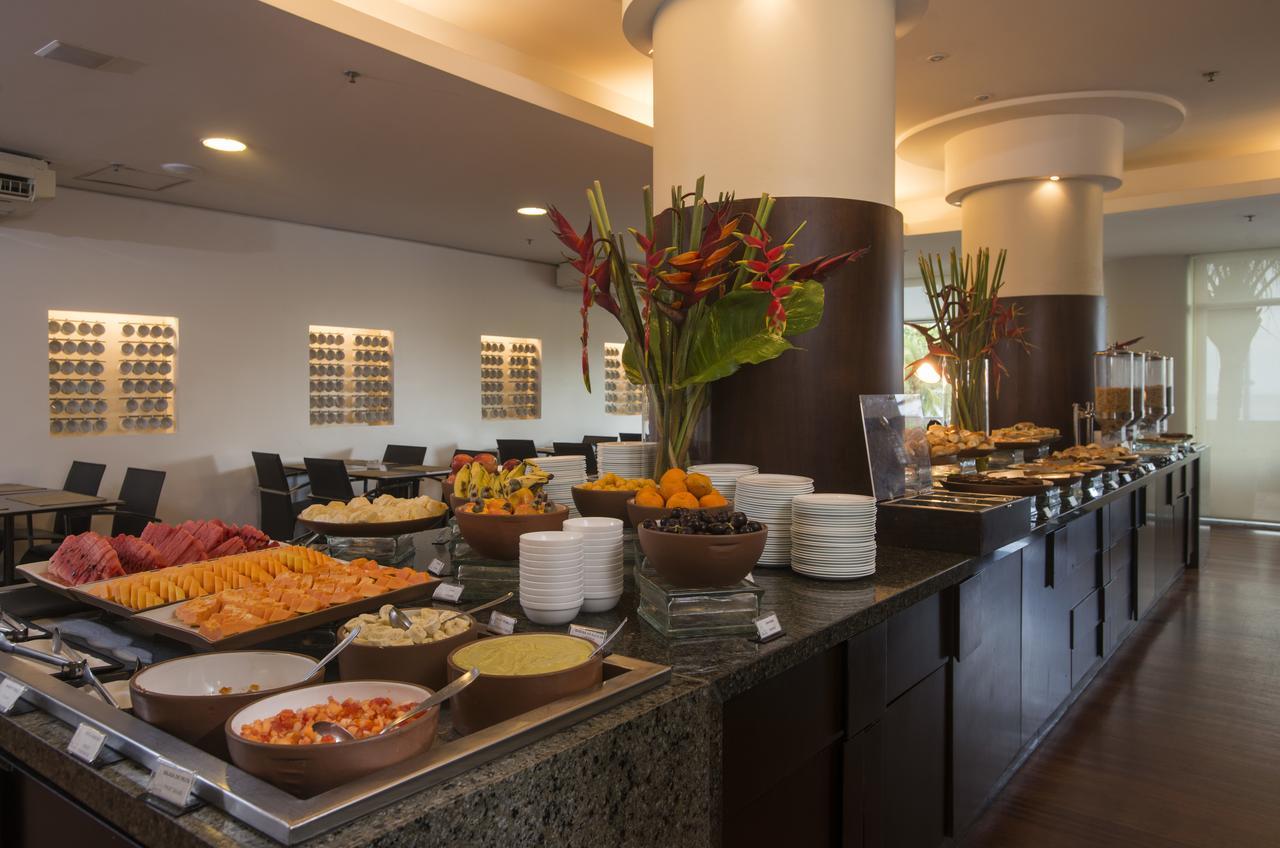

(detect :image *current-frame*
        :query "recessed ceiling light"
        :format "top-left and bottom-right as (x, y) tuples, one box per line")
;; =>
(201, 137), (247, 152)
(1048, 175), (1061, 181)
(927, 52), (949, 63)
(517, 206), (547, 216)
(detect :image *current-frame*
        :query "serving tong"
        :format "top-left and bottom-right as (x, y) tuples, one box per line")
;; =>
(52, 627), (119, 709)
(0, 623), (119, 708)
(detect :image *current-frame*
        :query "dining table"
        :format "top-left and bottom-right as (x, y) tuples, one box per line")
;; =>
(280, 460), (451, 498)
(0, 486), (121, 585)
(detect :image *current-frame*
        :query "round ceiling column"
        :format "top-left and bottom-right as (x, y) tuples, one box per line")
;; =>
(624, 0), (916, 493)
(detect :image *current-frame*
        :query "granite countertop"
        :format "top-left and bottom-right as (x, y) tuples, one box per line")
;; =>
(0, 453), (1199, 847)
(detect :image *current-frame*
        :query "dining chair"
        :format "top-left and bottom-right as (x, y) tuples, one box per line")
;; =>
(552, 442), (589, 457)
(303, 457), (359, 505)
(496, 439), (538, 464)
(20, 467), (165, 562)
(23, 459), (107, 546)
(619, 432), (643, 442)
(253, 452), (310, 540)
(382, 444), (427, 465)
(582, 435), (617, 475)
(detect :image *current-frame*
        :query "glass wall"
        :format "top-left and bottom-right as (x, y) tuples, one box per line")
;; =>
(1191, 249), (1280, 522)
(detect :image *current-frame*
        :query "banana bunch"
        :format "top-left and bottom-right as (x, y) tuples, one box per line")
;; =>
(453, 460), (551, 501)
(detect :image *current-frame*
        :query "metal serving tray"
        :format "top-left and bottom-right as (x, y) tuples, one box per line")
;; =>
(0, 650), (670, 844)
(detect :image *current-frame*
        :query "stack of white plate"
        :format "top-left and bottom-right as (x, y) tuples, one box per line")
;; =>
(789, 494), (877, 580)
(734, 473), (815, 566)
(528, 454), (588, 517)
(596, 441), (658, 479)
(518, 531), (584, 625)
(563, 517), (624, 611)
(687, 463), (758, 503)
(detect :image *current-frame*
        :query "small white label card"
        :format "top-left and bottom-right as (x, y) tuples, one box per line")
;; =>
(434, 582), (464, 604)
(0, 678), (26, 713)
(489, 611), (516, 635)
(67, 723), (106, 764)
(744, 572), (756, 585)
(753, 613), (783, 642)
(568, 624), (607, 646)
(427, 558), (448, 576)
(147, 760), (197, 808)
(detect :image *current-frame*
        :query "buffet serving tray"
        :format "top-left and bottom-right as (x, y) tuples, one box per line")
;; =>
(0, 649), (670, 845)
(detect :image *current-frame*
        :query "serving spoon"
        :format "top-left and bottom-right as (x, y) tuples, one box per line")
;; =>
(311, 667), (480, 743)
(313, 625), (362, 676)
(588, 618), (628, 660)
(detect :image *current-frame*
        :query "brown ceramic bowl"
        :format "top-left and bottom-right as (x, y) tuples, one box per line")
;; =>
(337, 613), (479, 690)
(636, 524), (767, 588)
(225, 680), (438, 797)
(453, 504), (569, 561)
(130, 651), (321, 758)
(446, 634), (603, 735)
(624, 498), (731, 527)
(571, 485), (637, 525)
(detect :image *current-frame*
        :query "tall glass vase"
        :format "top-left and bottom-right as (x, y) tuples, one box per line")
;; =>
(946, 357), (990, 433)
(646, 382), (709, 478)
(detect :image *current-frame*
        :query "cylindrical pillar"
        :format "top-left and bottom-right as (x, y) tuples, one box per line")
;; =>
(629, 0), (905, 493)
(651, 0), (896, 205)
(947, 114), (1122, 439)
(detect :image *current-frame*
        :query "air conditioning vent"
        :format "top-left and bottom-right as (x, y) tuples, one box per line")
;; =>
(0, 173), (36, 202)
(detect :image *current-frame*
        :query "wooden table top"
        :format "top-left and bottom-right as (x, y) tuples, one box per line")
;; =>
(0, 492), (118, 516)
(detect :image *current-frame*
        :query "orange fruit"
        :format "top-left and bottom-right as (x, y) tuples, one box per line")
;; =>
(635, 487), (665, 508)
(698, 492), (728, 508)
(659, 478), (688, 501)
(685, 473), (713, 498)
(665, 491), (700, 509)
(659, 468), (687, 487)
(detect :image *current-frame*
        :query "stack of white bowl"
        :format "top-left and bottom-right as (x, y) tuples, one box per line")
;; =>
(596, 441), (658, 479)
(790, 494), (877, 580)
(518, 531), (584, 624)
(733, 473), (815, 566)
(687, 463), (758, 503)
(528, 454), (588, 517)
(563, 517), (624, 611)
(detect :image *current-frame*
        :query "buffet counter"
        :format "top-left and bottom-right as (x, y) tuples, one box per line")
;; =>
(0, 451), (1206, 848)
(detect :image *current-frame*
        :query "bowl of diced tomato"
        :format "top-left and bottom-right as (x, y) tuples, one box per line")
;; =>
(225, 680), (437, 797)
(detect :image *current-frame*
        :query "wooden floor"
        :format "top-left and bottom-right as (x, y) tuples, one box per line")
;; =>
(963, 525), (1280, 848)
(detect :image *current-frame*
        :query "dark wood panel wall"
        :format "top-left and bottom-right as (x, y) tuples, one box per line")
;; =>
(990, 294), (1104, 440)
(708, 197), (903, 494)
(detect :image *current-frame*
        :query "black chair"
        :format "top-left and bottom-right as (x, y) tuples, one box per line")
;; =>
(253, 452), (310, 540)
(496, 439), (538, 464)
(20, 467), (165, 562)
(582, 435), (617, 475)
(303, 458), (359, 505)
(619, 433), (643, 442)
(383, 444), (427, 465)
(553, 442), (589, 457)
(23, 460), (106, 545)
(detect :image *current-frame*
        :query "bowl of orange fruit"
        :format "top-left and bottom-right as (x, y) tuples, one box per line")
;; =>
(624, 468), (731, 527)
(573, 473), (658, 526)
(453, 494), (569, 561)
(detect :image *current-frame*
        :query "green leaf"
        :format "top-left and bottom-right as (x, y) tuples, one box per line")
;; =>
(620, 339), (646, 386)
(676, 289), (795, 387)
(779, 280), (825, 337)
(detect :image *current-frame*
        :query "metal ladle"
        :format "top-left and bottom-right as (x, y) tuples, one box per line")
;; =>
(385, 592), (515, 632)
(311, 667), (480, 743)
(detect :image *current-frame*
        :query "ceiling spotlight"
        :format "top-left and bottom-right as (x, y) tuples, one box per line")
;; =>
(927, 52), (949, 63)
(1048, 175), (1061, 181)
(201, 137), (246, 152)
(517, 206), (547, 216)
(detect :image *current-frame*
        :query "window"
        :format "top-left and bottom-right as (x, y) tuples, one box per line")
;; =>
(903, 324), (951, 422)
(1191, 249), (1280, 522)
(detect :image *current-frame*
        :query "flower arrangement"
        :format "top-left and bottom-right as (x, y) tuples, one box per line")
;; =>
(906, 248), (1030, 432)
(550, 178), (866, 475)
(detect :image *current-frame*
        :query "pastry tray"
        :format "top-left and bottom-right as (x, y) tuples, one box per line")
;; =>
(0, 648), (669, 845)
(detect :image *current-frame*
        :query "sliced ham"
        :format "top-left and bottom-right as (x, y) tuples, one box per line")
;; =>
(108, 534), (166, 574)
(49, 532), (126, 586)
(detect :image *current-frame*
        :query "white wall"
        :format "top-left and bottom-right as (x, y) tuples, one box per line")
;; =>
(1103, 254), (1191, 432)
(0, 189), (639, 526)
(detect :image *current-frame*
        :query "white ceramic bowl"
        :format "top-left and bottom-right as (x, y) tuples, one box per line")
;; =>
(581, 596), (622, 612)
(521, 605), (582, 625)
(519, 530), (585, 547)
(563, 517), (624, 532)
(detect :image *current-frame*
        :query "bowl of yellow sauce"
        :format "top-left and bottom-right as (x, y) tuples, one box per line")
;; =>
(447, 633), (603, 733)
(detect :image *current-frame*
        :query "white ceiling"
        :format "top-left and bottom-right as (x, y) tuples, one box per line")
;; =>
(0, 0), (649, 263)
(2, 0), (1280, 265)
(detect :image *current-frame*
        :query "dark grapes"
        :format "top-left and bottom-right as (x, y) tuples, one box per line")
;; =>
(641, 509), (761, 536)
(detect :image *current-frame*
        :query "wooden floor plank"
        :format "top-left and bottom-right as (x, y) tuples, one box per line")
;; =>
(962, 526), (1280, 848)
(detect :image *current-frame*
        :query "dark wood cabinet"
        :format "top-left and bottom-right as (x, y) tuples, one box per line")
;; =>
(1020, 534), (1070, 742)
(1154, 476), (1179, 593)
(1070, 587), (1104, 687)
(951, 548), (1023, 833)
(882, 665), (947, 848)
(1136, 481), (1158, 616)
